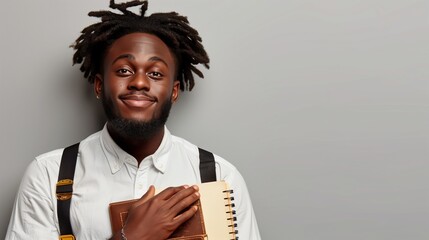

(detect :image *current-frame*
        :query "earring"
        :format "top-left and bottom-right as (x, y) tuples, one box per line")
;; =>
(96, 95), (100, 99)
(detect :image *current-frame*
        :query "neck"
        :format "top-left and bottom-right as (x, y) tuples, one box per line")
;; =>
(107, 124), (165, 164)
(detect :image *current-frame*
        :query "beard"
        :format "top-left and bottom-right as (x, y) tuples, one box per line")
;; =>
(101, 92), (173, 140)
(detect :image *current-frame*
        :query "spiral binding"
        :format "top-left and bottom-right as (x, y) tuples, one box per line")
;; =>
(223, 189), (239, 240)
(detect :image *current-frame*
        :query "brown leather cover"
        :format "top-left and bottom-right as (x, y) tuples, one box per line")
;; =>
(109, 199), (207, 240)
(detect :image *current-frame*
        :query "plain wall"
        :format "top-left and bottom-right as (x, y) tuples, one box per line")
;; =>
(1, 0), (428, 239)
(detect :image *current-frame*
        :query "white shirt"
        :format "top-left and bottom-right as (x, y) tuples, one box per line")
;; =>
(6, 125), (261, 240)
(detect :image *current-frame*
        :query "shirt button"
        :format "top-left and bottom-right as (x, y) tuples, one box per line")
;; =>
(137, 183), (144, 189)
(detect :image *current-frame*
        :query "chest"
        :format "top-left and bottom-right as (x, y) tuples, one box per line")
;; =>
(55, 144), (216, 239)
(67, 159), (201, 239)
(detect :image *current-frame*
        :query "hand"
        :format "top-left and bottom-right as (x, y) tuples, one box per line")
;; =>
(121, 185), (200, 240)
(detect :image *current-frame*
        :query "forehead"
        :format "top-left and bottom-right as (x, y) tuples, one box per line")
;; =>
(104, 32), (176, 65)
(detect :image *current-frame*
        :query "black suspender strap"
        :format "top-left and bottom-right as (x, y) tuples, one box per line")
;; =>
(198, 148), (216, 183)
(56, 143), (79, 240)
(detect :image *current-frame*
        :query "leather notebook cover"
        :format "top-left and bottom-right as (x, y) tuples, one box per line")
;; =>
(109, 199), (207, 240)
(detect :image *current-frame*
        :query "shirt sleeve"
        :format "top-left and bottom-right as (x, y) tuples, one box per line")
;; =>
(219, 161), (262, 240)
(6, 159), (59, 240)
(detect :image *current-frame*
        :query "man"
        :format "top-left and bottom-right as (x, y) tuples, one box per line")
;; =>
(6, 1), (261, 239)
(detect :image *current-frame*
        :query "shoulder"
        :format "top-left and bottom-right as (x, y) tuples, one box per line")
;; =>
(32, 129), (100, 174)
(169, 134), (240, 181)
(29, 148), (64, 170)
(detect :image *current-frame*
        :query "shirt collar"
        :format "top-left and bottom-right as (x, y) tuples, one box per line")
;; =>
(100, 124), (173, 174)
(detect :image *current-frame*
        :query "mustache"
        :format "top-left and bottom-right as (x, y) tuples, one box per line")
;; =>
(118, 91), (158, 102)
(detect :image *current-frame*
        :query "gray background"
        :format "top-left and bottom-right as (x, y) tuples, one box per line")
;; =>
(1, 0), (428, 239)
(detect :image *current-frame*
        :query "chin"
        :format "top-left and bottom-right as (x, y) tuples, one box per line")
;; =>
(108, 117), (165, 139)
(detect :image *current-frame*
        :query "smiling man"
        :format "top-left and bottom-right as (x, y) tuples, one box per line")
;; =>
(6, 1), (261, 240)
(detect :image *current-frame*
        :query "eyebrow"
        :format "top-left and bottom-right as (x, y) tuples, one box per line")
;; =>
(111, 54), (169, 67)
(111, 54), (135, 65)
(148, 56), (169, 67)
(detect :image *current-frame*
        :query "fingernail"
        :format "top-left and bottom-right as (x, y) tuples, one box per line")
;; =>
(192, 185), (199, 190)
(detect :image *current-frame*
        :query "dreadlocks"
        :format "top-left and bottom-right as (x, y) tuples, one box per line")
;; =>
(72, 0), (209, 91)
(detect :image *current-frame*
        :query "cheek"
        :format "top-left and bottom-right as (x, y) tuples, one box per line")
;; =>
(103, 80), (126, 96)
(152, 82), (174, 97)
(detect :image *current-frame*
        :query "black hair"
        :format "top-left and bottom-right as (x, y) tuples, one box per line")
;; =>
(72, 0), (209, 91)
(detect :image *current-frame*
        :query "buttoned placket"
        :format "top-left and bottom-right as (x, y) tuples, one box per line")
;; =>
(133, 156), (152, 198)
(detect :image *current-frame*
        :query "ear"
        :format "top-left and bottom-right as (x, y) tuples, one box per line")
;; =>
(171, 80), (180, 103)
(94, 74), (103, 99)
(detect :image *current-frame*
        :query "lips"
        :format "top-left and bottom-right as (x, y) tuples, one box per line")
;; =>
(119, 93), (156, 108)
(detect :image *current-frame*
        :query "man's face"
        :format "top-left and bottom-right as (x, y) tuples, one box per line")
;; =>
(95, 32), (179, 138)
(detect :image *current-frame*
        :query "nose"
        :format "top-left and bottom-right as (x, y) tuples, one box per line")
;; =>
(128, 72), (149, 91)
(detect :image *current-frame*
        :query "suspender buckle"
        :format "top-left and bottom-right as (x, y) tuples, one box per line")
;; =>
(56, 179), (74, 201)
(59, 234), (75, 240)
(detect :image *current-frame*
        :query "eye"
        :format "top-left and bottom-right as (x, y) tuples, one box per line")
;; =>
(116, 68), (133, 76)
(147, 71), (164, 80)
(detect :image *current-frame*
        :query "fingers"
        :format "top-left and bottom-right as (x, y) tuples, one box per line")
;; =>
(172, 204), (199, 225)
(167, 186), (200, 213)
(132, 185), (200, 218)
(156, 185), (189, 200)
(167, 187), (200, 231)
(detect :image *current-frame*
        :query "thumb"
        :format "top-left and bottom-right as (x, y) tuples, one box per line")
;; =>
(130, 185), (156, 209)
(141, 185), (156, 201)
